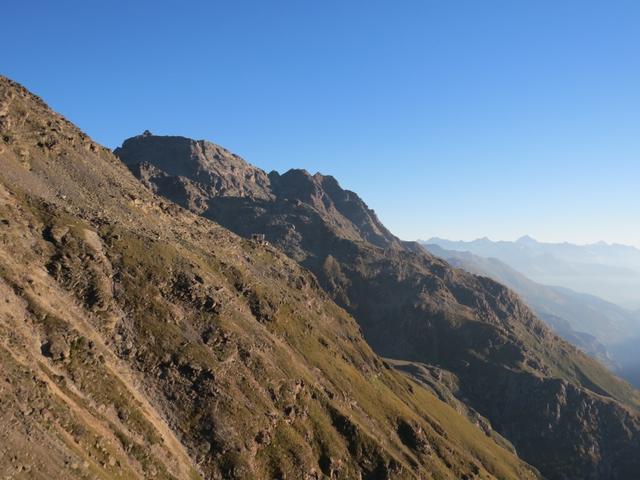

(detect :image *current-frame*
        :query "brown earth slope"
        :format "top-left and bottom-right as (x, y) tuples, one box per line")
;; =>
(117, 132), (640, 480)
(0, 78), (544, 479)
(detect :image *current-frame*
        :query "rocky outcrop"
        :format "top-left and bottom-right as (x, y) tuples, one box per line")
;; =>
(116, 132), (273, 201)
(117, 134), (400, 253)
(117, 131), (640, 480)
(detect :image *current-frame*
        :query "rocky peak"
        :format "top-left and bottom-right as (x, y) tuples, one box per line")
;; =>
(116, 135), (399, 248)
(269, 168), (320, 203)
(115, 133), (273, 200)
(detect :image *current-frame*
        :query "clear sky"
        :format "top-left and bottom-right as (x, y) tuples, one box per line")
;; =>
(4, 1), (640, 246)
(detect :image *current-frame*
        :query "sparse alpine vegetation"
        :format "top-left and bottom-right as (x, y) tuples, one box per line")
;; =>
(0, 76), (544, 479)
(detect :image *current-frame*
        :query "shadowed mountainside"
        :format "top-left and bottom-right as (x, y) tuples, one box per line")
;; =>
(423, 243), (640, 386)
(117, 131), (640, 480)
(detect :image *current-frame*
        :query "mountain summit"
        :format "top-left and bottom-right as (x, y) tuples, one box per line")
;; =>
(115, 133), (400, 256)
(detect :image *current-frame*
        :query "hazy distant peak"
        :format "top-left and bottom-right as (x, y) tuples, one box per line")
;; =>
(424, 236), (457, 244)
(516, 235), (538, 245)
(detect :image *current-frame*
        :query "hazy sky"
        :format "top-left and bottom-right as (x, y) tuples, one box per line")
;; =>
(4, 1), (640, 246)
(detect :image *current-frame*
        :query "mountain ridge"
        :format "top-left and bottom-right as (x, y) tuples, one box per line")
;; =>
(427, 235), (640, 252)
(423, 243), (640, 388)
(116, 131), (640, 480)
(0, 76), (542, 479)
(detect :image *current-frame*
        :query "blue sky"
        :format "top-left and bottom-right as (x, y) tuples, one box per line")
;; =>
(4, 1), (640, 246)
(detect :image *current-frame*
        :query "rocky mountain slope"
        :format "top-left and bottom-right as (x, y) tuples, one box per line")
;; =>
(422, 246), (612, 358)
(423, 243), (640, 386)
(0, 78), (546, 479)
(117, 132), (640, 480)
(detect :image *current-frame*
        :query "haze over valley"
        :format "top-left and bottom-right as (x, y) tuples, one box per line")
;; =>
(425, 236), (640, 309)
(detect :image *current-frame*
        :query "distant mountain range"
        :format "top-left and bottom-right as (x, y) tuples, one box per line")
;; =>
(424, 236), (640, 309)
(423, 241), (640, 386)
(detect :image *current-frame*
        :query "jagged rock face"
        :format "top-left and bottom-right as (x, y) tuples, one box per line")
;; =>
(117, 132), (640, 479)
(116, 133), (273, 201)
(117, 134), (399, 252)
(269, 169), (398, 248)
(0, 76), (542, 479)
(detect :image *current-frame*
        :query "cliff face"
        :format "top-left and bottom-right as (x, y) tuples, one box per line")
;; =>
(118, 132), (273, 201)
(115, 134), (400, 253)
(117, 132), (640, 480)
(0, 77), (542, 479)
